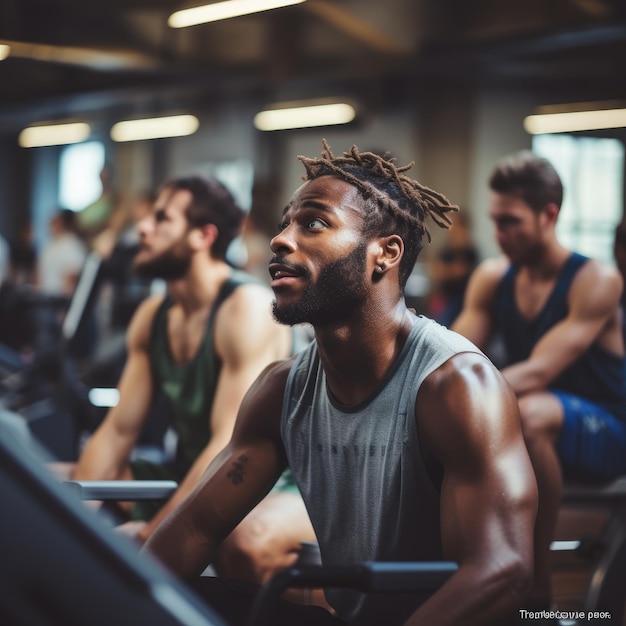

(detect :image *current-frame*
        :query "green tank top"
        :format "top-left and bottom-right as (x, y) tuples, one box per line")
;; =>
(149, 270), (262, 473)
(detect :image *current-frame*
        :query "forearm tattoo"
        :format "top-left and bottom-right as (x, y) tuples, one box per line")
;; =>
(227, 455), (249, 486)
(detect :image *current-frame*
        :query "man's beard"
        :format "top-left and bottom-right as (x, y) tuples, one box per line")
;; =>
(133, 239), (192, 281)
(503, 238), (543, 267)
(272, 242), (369, 327)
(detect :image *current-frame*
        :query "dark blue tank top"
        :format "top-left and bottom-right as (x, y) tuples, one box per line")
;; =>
(494, 253), (626, 422)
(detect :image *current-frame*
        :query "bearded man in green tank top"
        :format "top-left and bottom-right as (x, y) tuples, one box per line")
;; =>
(145, 142), (538, 626)
(67, 175), (317, 584)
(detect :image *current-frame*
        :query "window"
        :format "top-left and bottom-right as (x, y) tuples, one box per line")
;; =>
(58, 141), (106, 212)
(532, 134), (624, 264)
(198, 158), (254, 212)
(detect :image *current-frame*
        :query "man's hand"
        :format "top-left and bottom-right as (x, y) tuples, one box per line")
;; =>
(115, 520), (149, 545)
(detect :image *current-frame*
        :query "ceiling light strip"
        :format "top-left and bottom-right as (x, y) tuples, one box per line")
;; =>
(169, 0), (306, 28)
(18, 122), (91, 148)
(110, 115), (199, 142)
(254, 102), (356, 131)
(524, 108), (626, 134)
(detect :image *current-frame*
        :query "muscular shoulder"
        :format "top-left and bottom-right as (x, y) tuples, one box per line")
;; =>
(461, 256), (509, 310)
(420, 351), (506, 407)
(233, 357), (296, 439)
(126, 295), (166, 352)
(473, 256), (509, 289)
(574, 258), (623, 296)
(417, 352), (518, 464)
(249, 357), (294, 399)
(567, 258), (623, 317)
(214, 282), (291, 359)
(219, 281), (275, 316)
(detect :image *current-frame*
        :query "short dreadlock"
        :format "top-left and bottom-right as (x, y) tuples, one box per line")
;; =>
(298, 139), (458, 289)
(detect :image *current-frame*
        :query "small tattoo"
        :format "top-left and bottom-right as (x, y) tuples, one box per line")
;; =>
(227, 455), (249, 486)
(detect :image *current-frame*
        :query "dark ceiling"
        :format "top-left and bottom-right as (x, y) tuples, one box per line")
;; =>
(1, 0), (625, 126)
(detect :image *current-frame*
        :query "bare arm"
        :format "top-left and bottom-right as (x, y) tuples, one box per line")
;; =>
(143, 359), (292, 578)
(450, 258), (507, 350)
(502, 260), (624, 395)
(138, 284), (291, 541)
(407, 352), (537, 625)
(72, 297), (161, 481)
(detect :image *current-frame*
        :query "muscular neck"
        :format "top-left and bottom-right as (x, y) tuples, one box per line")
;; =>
(519, 241), (571, 282)
(315, 300), (413, 407)
(167, 256), (232, 316)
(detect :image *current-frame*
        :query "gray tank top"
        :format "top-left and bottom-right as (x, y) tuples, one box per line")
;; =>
(281, 315), (481, 622)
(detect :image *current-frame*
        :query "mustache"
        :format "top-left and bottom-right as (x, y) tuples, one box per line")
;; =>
(269, 256), (310, 279)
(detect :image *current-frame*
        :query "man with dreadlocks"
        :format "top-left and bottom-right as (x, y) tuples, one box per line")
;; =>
(145, 141), (537, 626)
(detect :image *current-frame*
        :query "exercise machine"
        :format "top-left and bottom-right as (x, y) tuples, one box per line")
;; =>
(0, 419), (226, 626)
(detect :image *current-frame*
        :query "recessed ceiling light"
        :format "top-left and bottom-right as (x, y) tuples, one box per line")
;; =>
(524, 107), (626, 134)
(18, 122), (91, 148)
(110, 114), (200, 142)
(254, 101), (357, 131)
(169, 0), (306, 28)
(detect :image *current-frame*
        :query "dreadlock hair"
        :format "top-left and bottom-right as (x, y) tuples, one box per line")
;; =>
(298, 139), (458, 289)
(489, 150), (563, 214)
(162, 175), (244, 260)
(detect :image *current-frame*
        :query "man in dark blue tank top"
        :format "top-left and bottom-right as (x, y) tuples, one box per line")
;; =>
(453, 150), (626, 613)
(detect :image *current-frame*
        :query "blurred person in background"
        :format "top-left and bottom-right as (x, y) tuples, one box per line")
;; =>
(77, 163), (124, 249)
(61, 175), (317, 585)
(37, 209), (87, 298)
(425, 210), (478, 328)
(97, 189), (158, 335)
(34, 209), (88, 354)
(89, 186), (153, 262)
(453, 150), (626, 613)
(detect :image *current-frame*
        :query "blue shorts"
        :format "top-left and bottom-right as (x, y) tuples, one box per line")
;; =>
(554, 391), (626, 481)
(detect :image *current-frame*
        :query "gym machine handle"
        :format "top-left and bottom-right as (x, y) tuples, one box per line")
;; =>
(63, 480), (178, 501)
(246, 561), (458, 626)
